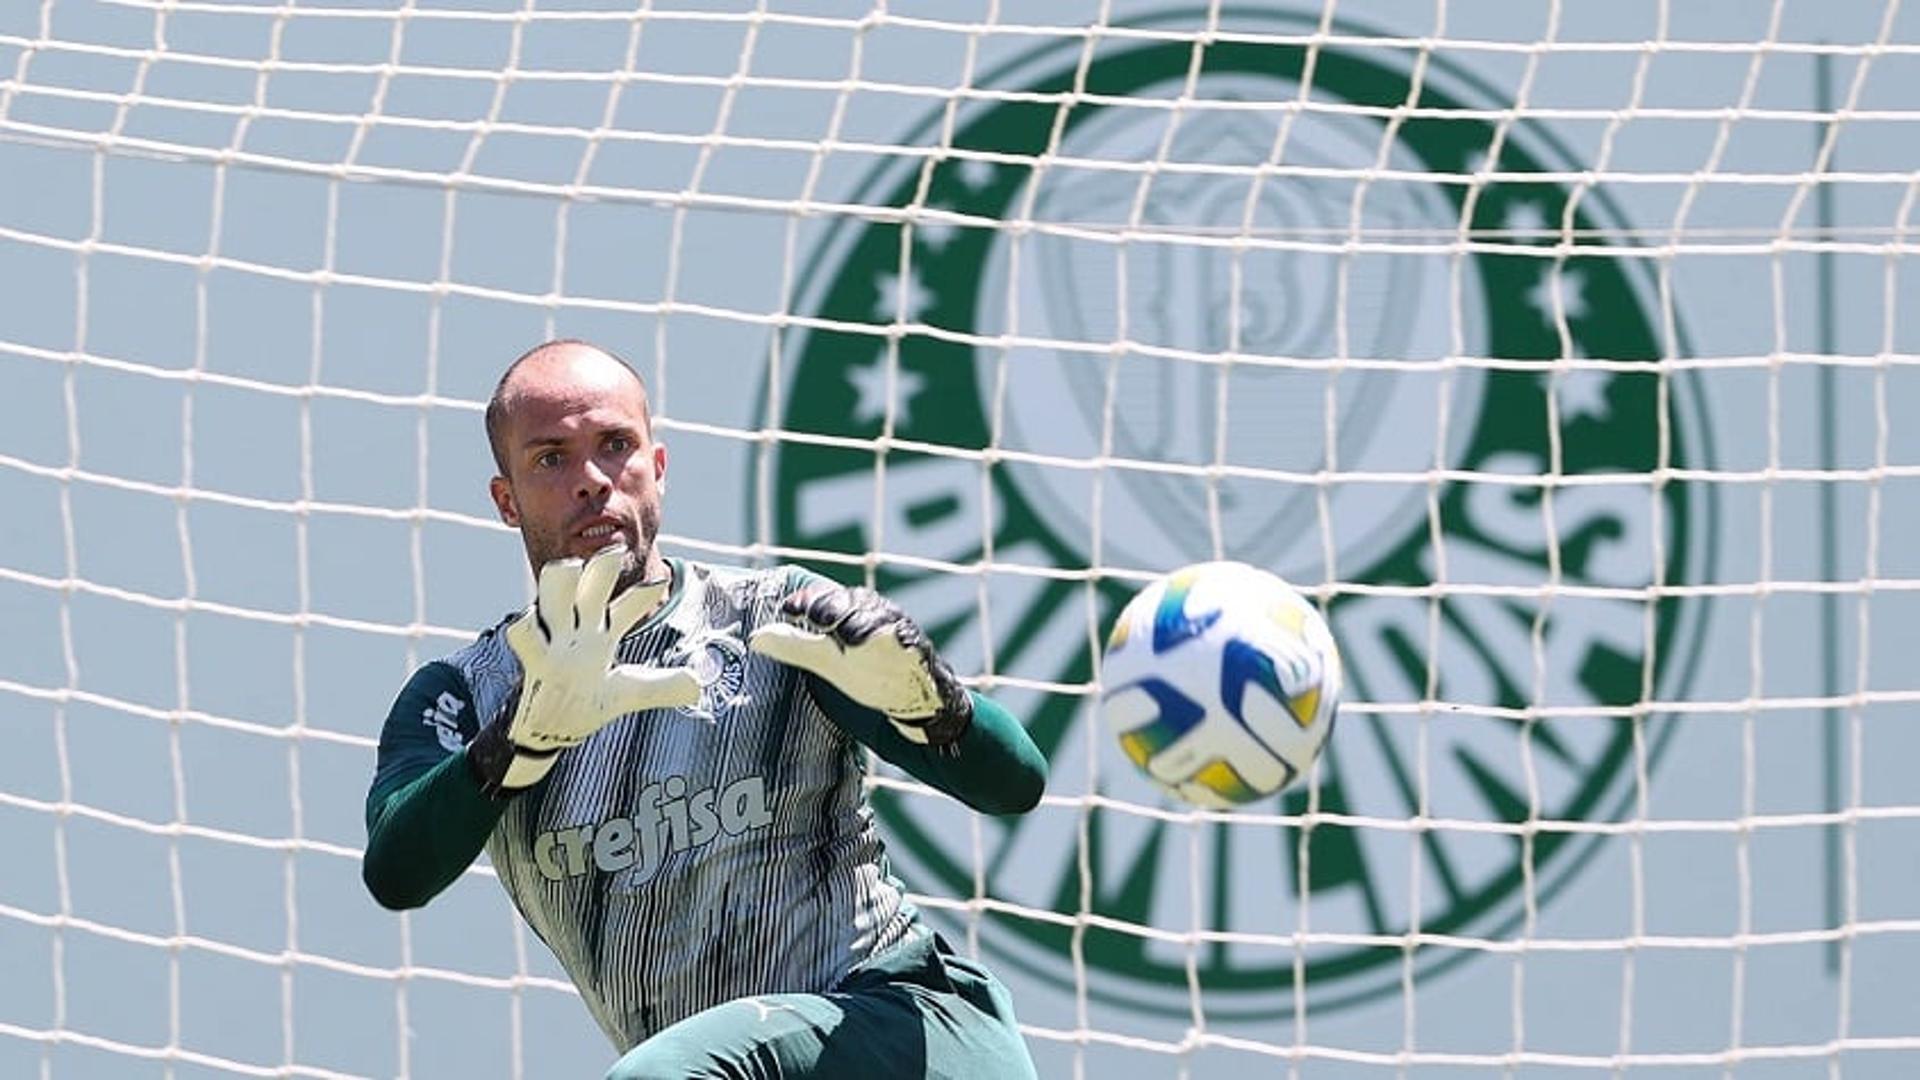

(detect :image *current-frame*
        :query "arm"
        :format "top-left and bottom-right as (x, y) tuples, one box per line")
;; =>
(362, 662), (506, 911)
(806, 675), (1047, 816)
(363, 547), (699, 911)
(747, 569), (1050, 814)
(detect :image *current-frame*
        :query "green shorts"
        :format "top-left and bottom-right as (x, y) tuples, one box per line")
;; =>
(605, 929), (1037, 1080)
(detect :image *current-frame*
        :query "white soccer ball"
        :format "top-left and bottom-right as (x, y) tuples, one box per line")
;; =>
(1100, 561), (1343, 809)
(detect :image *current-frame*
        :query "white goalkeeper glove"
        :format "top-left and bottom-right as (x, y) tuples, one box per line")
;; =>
(468, 545), (700, 795)
(747, 584), (972, 746)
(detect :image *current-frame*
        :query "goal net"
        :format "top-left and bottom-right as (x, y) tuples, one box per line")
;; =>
(4, 1), (1919, 1077)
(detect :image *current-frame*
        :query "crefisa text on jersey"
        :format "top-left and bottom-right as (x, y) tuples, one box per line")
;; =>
(531, 774), (775, 889)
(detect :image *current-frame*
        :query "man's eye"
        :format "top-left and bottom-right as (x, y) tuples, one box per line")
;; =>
(535, 451), (563, 469)
(605, 435), (633, 454)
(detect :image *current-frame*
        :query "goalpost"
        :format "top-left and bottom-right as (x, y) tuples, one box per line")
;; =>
(3, 1), (1919, 1077)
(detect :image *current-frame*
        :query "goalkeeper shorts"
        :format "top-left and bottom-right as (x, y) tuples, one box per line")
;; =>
(605, 928), (1037, 1080)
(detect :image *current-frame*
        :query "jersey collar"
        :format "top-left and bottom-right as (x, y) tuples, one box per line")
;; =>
(626, 555), (690, 638)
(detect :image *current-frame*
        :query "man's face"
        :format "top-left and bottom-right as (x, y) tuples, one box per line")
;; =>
(487, 347), (667, 587)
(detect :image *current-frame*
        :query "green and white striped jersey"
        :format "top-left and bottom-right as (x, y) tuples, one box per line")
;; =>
(390, 558), (922, 1047)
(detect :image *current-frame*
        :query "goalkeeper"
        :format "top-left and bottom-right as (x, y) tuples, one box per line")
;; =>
(361, 340), (1047, 1079)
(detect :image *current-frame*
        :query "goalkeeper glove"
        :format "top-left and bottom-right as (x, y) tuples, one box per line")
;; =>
(747, 585), (972, 746)
(469, 545), (700, 796)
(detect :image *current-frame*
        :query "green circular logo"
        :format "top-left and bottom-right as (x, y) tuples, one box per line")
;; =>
(759, 11), (1717, 1019)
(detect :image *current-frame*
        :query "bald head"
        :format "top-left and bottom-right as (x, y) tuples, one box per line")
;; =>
(484, 337), (669, 589)
(485, 339), (651, 476)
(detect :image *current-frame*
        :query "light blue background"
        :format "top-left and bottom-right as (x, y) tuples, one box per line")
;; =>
(3, 1), (1920, 1077)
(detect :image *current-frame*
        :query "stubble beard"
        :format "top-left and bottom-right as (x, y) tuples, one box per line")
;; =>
(522, 509), (663, 597)
(627, 500), (665, 590)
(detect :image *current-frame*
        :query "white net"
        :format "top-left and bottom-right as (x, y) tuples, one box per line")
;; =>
(5, 0), (1920, 1077)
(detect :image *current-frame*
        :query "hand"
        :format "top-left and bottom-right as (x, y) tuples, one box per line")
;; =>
(471, 545), (700, 794)
(748, 584), (972, 746)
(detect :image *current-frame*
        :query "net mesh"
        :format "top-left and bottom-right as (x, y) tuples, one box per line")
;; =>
(4, 1), (1920, 1077)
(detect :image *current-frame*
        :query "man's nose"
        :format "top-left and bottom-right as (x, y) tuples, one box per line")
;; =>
(575, 458), (612, 501)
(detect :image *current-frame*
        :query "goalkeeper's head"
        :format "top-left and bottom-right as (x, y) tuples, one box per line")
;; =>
(484, 340), (667, 593)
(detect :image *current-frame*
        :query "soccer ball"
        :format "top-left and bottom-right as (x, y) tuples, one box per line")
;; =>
(1100, 561), (1343, 808)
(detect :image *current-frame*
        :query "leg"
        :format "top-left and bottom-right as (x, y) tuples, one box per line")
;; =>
(604, 990), (922, 1080)
(606, 935), (1035, 1080)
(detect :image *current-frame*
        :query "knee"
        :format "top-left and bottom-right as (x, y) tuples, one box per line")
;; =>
(606, 1034), (762, 1080)
(606, 1057), (729, 1080)
(606, 995), (825, 1080)
(605, 1057), (714, 1080)
(603, 1044), (718, 1080)
(601, 1052), (656, 1080)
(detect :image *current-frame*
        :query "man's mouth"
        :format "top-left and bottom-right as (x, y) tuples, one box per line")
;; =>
(575, 517), (628, 545)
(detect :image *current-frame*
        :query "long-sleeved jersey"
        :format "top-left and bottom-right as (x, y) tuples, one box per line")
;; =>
(363, 557), (1047, 1048)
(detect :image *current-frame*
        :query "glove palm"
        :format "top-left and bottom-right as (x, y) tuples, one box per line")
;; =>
(474, 546), (700, 793)
(747, 585), (971, 746)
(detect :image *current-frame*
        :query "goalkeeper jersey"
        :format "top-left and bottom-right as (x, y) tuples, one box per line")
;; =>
(373, 558), (921, 1047)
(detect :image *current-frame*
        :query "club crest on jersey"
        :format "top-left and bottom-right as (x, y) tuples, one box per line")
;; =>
(665, 625), (749, 721)
(531, 774), (773, 889)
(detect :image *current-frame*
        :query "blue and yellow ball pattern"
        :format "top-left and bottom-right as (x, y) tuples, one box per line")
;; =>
(1100, 562), (1342, 808)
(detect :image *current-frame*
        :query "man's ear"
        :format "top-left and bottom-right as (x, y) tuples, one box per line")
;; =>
(489, 475), (520, 527)
(652, 441), (668, 495)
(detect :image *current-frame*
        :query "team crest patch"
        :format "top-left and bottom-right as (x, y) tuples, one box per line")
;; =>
(667, 625), (749, 720)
